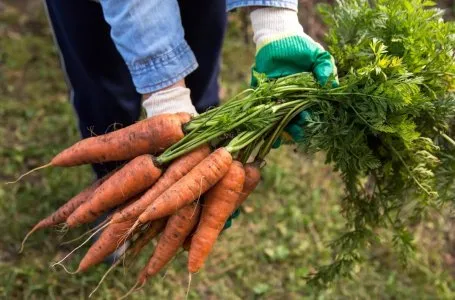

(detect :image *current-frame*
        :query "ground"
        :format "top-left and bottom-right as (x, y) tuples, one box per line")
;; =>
(1, 1), (455, 299)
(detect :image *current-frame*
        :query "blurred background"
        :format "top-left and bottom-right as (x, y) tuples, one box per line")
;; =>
(1, 0), (455, 299)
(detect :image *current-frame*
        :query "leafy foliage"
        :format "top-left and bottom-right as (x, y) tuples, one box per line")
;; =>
(162, 0), (455, 287)
(302, 0), (455, 285)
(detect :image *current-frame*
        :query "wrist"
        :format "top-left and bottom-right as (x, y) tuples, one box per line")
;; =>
(142, 85), (197, 118)
(141, 79), (186, 101)
(250, 7), (304, 47)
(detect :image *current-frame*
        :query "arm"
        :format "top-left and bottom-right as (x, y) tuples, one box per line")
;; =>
(98, 0), (197, 116)
(227, 0), (336, 86)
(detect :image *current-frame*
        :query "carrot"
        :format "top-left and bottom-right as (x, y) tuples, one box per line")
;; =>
(19, 171), (115, 253)
(235, 162), (261, 208)
(136, 147), (233, 225)
(188, 161), (245, 274)
(66, 154), (162, 228)
(51, 113), (191, 167)
(87, 218), (167, 298)
(138, 202), (201, 285)
(77, 219), (135, 272)
(110, 144), (211, 224)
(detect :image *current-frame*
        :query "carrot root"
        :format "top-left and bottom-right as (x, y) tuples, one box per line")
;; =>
(19, 222), (44, 253)
(51, 261), (79, 275)
(6, 163), (52, 185)
(124, 220), (142, 242)
(50, 223), (108, 268)
(89, 259), (122, 298)
(119, 281), (144, 300)
(60, 219), (110, 246)
(56, 223), (69, 233)
(186, 272), (192, 300)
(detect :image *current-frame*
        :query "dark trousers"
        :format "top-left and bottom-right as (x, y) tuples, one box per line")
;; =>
(45, 0), (226, 178)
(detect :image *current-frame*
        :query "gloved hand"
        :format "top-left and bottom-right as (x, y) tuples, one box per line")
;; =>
(142, 85), (198, 118)
(223, 8), (339, 231)
(250, 7), (338, 146)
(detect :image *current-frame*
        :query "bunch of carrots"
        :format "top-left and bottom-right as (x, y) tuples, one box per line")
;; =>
(10, 0), (455, 295)
(14, 111), (267, 297)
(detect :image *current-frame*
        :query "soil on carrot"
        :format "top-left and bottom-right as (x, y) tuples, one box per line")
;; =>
(1, 1), (455, 299)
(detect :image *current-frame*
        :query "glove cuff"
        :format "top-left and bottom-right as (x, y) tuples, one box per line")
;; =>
(142, 86), (198, 118)
(250, 7), (304, 49)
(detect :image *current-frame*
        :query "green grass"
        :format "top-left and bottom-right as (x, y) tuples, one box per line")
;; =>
(1, 4), (455, 299)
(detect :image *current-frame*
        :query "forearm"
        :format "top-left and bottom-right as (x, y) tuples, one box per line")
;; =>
(98, 0), (197, 95)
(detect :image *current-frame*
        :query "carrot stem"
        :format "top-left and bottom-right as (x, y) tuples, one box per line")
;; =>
(257, 101), (311, 160)
(433, 126), (455, 147)
(159, 105), (272, 164)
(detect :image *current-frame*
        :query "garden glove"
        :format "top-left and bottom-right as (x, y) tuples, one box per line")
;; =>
(250, 7), (338, 147)
(224, 7), (339, 230)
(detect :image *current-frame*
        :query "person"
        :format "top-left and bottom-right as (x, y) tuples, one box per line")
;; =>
(43, 0), (336, 258)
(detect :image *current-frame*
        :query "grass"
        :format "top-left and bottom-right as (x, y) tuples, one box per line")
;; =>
(1, 3), (455, 299)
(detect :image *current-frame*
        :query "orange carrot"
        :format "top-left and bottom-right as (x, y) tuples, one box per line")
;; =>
(138, 202), (201, 285)
(235, 162), (261, 208)
(66, 154), (162, 228)
(19, 172), (115, 252)
(110, 144), (211, 224)
(77, 219), (135, 272)
(136, 147), (233, 225)
(87, 217), (169, 298)
(51, 113), (191, 167)
(188, 161), (245, 274)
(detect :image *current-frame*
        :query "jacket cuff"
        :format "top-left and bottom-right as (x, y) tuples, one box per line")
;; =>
(226, 0), (298, 12)
(129, 41), (198, 94)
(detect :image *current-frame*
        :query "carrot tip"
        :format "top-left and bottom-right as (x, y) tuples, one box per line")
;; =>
(19, 223), (42, 253)
(5, 163), (52, 185)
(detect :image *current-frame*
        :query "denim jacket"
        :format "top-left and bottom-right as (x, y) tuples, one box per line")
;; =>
(98, 0), (297, 94)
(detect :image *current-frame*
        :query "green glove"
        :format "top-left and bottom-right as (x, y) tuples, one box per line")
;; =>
(223, 208), (241, 230)
(250, 7), (338, 144)
(250, 7), (338, 87)
(223, 7), (339, 231)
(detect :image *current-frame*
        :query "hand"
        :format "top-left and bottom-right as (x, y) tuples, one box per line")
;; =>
(250, 7), (338, 146)
(142, 82), (198, 118)
(250, 7), (338, 87)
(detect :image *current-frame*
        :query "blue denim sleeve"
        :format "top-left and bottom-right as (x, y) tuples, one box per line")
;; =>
(99, 0), (198, 94)
(226, 0), (298, 11)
